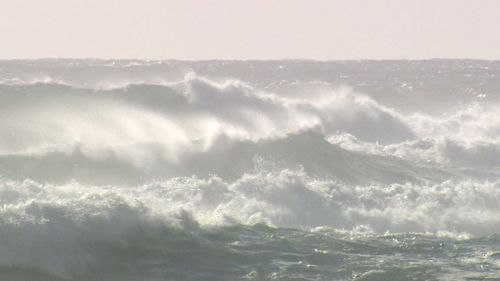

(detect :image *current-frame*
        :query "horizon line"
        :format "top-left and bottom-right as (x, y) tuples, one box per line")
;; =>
(1, 57), (500, 62)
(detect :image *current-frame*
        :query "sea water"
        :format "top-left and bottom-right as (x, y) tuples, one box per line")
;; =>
(0, 59), (499, 280)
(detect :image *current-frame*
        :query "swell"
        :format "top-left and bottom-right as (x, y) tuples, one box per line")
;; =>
(0, 131), (446, 185)
(1, 223), (498, 281)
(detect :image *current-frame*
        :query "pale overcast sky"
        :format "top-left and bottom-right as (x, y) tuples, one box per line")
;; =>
(0, 0), (499, 60)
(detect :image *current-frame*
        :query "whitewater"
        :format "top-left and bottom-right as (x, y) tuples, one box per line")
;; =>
(0, 59), (499, 280)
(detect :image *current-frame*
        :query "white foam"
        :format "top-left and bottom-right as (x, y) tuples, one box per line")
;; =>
(1, 169), (499, 235)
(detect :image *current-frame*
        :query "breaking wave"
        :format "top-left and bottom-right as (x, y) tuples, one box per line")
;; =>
(1, 60), (499, 280)
(1, 169), (500, 280)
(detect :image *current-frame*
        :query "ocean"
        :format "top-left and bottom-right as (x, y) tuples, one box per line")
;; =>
(0, 59), (499, 280)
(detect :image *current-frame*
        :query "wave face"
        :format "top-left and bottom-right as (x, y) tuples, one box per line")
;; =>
(1, 59), (499, 280)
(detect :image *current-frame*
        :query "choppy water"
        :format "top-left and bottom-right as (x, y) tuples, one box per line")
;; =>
(0, 59), (499, 280)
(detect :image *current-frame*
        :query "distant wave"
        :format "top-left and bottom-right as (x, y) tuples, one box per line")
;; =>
(0, 76), (418, 177)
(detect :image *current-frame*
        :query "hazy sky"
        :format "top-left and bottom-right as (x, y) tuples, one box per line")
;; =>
(1, 0), (499, 60)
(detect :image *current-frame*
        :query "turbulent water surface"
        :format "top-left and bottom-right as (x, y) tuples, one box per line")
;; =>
(0, 59), (499, 281)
